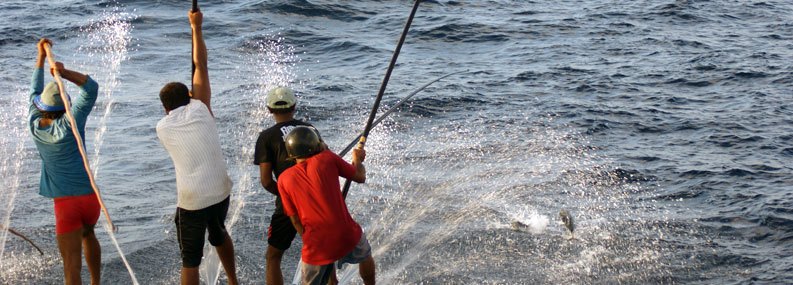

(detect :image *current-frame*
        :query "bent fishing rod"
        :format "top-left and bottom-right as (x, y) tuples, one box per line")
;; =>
(292, 2), (423, 283)
(289, 71), (457, 285)
(43, 44), (116, 232)
(337, 71), (465, 157)
(342, 0), (422, 199)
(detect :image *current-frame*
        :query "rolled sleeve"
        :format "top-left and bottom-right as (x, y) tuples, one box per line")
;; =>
(334, 152), (357, 180)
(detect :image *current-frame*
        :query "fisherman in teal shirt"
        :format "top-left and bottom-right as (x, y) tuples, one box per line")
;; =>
(28, 38), (102, 285)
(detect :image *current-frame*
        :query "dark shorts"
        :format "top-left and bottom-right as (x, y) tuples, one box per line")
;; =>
(175, 196), (230, 268)
(268, 197), (297, 250)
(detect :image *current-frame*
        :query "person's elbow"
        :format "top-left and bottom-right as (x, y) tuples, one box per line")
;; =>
(193, 61), (208, 71)
(261, 179), (278, 195)
(259, 175), (269, 187)
(352, 163), (366, 183)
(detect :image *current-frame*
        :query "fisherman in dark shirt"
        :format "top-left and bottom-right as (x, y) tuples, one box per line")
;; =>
(253, 86), (322, 285)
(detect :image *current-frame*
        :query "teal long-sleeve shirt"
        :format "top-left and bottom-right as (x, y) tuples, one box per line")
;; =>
(28, 68), (99, 198)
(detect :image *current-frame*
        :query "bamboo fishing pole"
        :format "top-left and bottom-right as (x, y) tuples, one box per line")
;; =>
(341, 0), (423, 199)
(42, 44), (116, 232)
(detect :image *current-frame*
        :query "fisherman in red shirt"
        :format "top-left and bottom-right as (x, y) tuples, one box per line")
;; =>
(276, 126), (376, 285)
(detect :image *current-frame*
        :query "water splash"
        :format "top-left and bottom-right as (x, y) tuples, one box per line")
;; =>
(332, 112), (683, 283)
(200, 34), (306, 284)
(75, 6), (134, 177)
(0, 86), (32, 269)
(75, 6), (139, 284)
(508, 208), (550, 234)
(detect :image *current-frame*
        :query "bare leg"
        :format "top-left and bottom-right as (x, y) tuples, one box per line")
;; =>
(265, 245), (285, 285)
(82, 224), (101, 285)
(359, 255), (376, 285)
(56, 228), (83, 285)
(215, 233), (238, 285)
(181, 266), (199, 285)
(328, 267), (338, 285)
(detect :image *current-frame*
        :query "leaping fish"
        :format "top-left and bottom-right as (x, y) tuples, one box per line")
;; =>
(511, 221), (529, 231)
(559, 209), (575, 239)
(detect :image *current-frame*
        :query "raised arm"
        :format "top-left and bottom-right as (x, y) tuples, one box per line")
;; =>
(48, 61), (97, 128)
(35, 38), (50, 69)
(29, 39), (50, 115)
(30, 39), (50, 101)
(50, 62), (88, 87)
(189, 10), (212, 115)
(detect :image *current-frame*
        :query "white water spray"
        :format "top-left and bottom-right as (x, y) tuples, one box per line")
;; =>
(328, 112), (677, 283)
(74, 6), (139, 284)
(508, 207), (550, 234)
(76, 6), (134, 177)
(0, 86), (32, 269)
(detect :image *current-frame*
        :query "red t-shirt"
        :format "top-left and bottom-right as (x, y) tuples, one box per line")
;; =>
(277, 149), (363, 265)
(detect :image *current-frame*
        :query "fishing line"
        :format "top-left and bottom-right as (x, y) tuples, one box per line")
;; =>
(337, 70), (466, 157)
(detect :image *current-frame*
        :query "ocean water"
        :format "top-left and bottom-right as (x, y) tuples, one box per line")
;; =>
(1, 0), (792, 284)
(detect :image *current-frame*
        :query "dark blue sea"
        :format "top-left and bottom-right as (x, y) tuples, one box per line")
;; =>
(1, 0), (792, 284)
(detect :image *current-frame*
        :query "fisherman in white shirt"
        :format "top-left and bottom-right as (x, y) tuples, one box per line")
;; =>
(155, 9), (238, 285)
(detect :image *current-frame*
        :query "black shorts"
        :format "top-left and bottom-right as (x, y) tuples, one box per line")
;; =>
(268, 197), (297, 251)
(175, 196), (230, 268)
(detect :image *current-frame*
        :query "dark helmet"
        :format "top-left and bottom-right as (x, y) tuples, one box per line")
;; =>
(285, 126), (322, 159)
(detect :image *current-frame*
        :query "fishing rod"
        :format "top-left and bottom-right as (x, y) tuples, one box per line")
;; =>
(341, 0), (422, 200)
(288, 72), (455, 285)
(292, 2), (423, 283)
(43, 44), (116, 232)
(337, 70), (465, 157)
(0, 224), (43, 255)
(191, 0), (199, 84)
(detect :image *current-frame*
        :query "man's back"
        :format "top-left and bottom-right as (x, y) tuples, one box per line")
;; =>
(254, 119), (314, 179)
(277, 150), (362, 265)
(157, 99), (231, 211)
(28, 68), (99, 198)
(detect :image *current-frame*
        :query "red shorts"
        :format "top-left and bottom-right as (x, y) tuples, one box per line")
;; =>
(54, 193), (100, 235)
